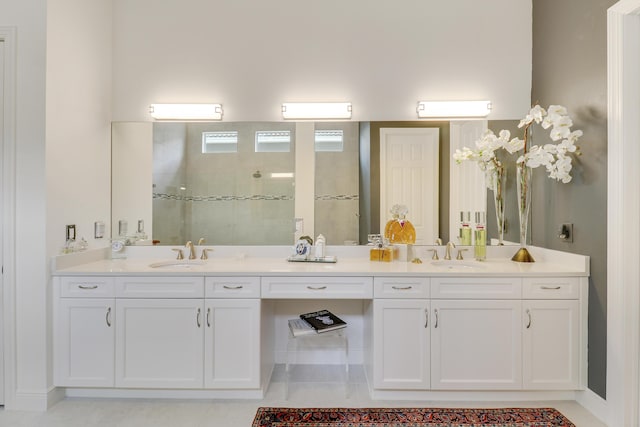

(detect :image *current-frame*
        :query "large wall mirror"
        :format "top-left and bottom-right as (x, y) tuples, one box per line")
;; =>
(112, 120), (519, 247)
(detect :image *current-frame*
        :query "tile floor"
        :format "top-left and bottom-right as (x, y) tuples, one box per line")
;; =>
(0, 366), (607, 427)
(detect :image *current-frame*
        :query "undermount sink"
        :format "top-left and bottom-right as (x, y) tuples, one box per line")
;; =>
(148, 260), (206, 268)
(429, 260), (487, 271)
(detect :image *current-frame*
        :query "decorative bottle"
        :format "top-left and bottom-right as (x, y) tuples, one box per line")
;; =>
(386, 204), (416, 244)
(459, 211), (472, 245)
(474, 211), (487, 261)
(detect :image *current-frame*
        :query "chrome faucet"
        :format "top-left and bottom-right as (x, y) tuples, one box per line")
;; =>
(444, 241), (456, 260)
(185, 241), (197, 260)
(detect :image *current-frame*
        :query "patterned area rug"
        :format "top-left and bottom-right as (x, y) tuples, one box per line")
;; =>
(251, 407), (576, 426)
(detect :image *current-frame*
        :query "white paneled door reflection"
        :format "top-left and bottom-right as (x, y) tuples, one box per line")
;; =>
(380, 128), (439, 245)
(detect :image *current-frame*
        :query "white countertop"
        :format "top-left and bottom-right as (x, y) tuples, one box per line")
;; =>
(52, 245), (590, 278)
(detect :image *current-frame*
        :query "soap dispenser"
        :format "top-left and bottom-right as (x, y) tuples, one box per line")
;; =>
(315, 234), (326, 259)
(459, 211), (472, 245)
(474, 211), (487, 261)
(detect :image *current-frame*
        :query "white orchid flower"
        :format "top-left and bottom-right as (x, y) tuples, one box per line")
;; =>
(504, 137), (525, 154)
(454, 104), (582, 185)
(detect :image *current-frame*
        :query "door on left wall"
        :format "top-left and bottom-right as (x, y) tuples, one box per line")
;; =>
(0, 38), (6, 405)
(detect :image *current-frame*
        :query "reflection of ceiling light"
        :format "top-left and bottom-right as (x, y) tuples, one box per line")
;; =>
(271, 172), (294, 178)
(149, 104), (223, 120)
(281, 102), (352, 120)
(416, 101), (492, 118)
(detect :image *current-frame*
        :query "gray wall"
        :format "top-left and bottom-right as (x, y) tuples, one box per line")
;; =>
(531, 0), (614, 399)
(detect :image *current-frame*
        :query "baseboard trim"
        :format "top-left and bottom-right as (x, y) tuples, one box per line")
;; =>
(11, 387), (64, 411)
(576, 388), (608, 426)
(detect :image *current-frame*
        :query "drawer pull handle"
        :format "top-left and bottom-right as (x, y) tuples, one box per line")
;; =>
(541, 285), (561, 290)
(392, 286), (413, 290)
(526, 309), (532, 328)
(223, 285), (243, 290)
(78, 284), (98, 290)
(307, 286), (327, 290)
(434, 309), (439, 328)
(196, 308), (202, 328)
(424, 309), (429, 328)
(207, 308), (211, 328)
(106, 307), (112, 327)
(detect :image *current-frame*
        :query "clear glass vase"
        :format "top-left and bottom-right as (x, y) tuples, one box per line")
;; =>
(491, 166), (507, 246)
(512, 163), (535, 262)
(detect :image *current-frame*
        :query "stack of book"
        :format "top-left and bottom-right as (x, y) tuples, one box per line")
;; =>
(288, 309), (347, 337)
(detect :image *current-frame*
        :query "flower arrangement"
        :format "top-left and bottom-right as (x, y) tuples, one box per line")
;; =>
(453, 128), (521, 189)
(453, 104), (582, 184)
(452, 104), (583, 259)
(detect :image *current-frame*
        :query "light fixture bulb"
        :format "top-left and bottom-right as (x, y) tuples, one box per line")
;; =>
(149, 103), (223, 120)
(416, 100), (492, 118)
(281, 102), (352, 120)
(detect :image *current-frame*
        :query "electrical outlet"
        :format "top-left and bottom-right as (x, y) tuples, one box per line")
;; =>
(558, 223), (573, 242)
(66, 224), (76, 241)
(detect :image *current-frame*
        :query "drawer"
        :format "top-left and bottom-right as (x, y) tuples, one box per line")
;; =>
(115, 276), (204, 298)
(60, 276), (115, 298)
(522, 277), (580, 299)
(431, 277), (521, 299)
(374, 277), (430, 298)
(205, 276), (261, 298)
(261, 276), (373, 299)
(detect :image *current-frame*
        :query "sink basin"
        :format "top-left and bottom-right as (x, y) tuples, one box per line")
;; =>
(429, 260), (487, 271)
(148, 260), (206, 268)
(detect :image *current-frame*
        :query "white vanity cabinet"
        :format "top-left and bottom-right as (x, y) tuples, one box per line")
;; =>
(372, 277), (430, 389)
(522, 277), (582, 390)
(204, 277), (261, 389)
(430, 277), (522, 390)
(114, 277), (205, 388)
(115, 298), (205, 388)
(54, 277), (115, 387)
(430, 298), (522, 390)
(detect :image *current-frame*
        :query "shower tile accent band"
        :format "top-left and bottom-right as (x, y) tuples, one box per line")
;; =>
(153, 193), (359, 202)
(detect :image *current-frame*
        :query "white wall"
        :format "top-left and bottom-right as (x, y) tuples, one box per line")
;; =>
(0, 0), (113, 409)
(46, 0), (113, 254)
(112, 0), (532, 122)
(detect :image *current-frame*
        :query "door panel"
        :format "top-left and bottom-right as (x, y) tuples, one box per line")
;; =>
(380, 128), (439, 244)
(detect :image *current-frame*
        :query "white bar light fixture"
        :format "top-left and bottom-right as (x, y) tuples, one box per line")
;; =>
(416, 100), (492, 118)
(149, 103), (223, 120)
(281, 102), (352, 120)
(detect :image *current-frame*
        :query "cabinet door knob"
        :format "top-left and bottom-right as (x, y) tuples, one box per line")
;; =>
(424, 309), (429, 328)
(540, 285), (561, 290)
(78, 284), (98, 290)
(434, 309), (439, 328)
(526, 309), (532, 329)
(105, 307), (112, 327)
(307, 286), (327, 290)
(392, 286), (412, 290)
(206, 307), (211, 328)
(196, 308), (202, 328)
(223, 285), (243, 290)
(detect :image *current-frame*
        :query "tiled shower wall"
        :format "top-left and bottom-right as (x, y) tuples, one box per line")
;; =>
(314, 122), (360, 245)
(152, 122), (359, 246)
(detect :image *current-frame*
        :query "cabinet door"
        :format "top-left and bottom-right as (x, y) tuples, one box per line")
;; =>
(55, 298), (115, 387)
(115, 299), (204, 388)
(431, 299), (522, 390)
(523, 300), (580, 389)
(373, 299), (430, 389)
(204, 299), (261, 388)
